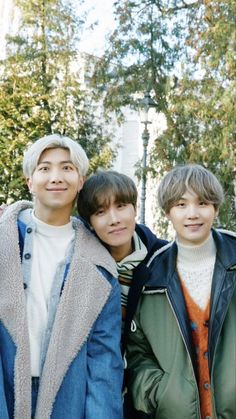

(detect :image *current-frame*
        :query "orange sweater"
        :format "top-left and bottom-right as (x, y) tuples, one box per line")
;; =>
(181, 281), (212, 419)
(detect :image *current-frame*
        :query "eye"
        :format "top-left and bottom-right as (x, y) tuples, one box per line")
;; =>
(63, 165), (74, 171)
(38, 166), (49, 171)
(176, 201), (185, 207)
(199, 201), (208, 206)
(94, 208), (105, 216)
(117, 202), (127, 208)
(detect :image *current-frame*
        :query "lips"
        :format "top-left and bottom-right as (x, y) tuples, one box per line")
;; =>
(46, 188), (67, 191)
(109, 227), (126, 235)
(185, 223), (203, 230)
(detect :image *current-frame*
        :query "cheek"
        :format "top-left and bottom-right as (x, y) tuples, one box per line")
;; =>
(90, 218), (105, 234)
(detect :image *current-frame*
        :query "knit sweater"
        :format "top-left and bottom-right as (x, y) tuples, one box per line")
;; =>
(177, 234), (216, 419)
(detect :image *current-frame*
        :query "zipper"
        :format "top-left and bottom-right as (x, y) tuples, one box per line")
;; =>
(165, 289), (201, 419)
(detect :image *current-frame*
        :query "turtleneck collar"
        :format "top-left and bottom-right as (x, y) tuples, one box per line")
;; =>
(176, 232), (216, 268)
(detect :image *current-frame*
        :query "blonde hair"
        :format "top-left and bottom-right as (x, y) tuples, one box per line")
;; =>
(23, 134), (89, 178)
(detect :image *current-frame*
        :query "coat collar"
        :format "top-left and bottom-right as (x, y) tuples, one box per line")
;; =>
(212, 228), (236, 269)
(146, 229), (236, 289)
(0, 200), (117, 419)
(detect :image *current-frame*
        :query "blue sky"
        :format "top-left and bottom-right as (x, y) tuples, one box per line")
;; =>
(0, 0), (116, 58)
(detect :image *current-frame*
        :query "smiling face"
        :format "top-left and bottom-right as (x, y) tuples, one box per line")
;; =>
(166, 189), (218, 246)
(27, 147), (84, 225)
(90, 197), (136, 261)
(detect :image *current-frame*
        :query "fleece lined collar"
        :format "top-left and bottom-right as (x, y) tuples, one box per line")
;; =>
(0, 201), (117, 419)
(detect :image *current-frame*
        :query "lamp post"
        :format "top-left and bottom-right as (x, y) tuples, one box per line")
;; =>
(139, 91), (157, 225)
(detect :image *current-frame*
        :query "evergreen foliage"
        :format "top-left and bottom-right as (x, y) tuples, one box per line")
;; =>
(92, 0), (236, 231)
(0, 0), (114, 203)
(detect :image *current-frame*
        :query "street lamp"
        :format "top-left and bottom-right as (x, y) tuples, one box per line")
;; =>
(139, 91), (157, 225)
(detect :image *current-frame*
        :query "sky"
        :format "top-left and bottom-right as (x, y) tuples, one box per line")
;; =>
(0, 0), (116, 59)
(77, 0), (116, 56)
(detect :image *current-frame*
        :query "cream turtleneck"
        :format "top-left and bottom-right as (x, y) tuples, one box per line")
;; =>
(176, 233), (216, 310)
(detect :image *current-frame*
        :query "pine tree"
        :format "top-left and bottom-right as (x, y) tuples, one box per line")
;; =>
(0, 0), (114, 203)
(93, 0), (235, 230)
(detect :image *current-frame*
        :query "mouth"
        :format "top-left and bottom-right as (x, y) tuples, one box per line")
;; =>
(185, 223), (203, 230)
(109, 227), (126, 235)
(46, 188), (67, 192)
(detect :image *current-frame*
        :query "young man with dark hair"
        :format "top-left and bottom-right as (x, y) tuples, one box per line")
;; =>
(77, 169), (167, 419)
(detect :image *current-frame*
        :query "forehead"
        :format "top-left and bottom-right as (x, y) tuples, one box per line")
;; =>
(180, 189), (199, 199)
(96, 194), (116, 208)
(38, 147), (70, 163)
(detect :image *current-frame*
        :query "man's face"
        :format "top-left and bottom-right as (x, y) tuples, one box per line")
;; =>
(27, 147), (83, 223)
(166, 189), (218, 246)
(90, 196), (136, 261)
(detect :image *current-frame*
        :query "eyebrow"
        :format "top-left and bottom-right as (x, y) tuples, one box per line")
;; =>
(38, 160), (74, 165)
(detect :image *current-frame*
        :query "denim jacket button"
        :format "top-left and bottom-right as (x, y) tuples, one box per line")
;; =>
(27, 227), (33, 233)
(24, 253), (31, 260)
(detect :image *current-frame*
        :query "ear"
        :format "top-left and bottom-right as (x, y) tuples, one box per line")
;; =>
(165, 211), (171, 220)
(26, 177), (33, 193)
(78, 176), (84, 193)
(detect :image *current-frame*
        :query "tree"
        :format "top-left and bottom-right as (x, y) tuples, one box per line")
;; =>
(0, 0), (115, 203)
(92, 0), (235, 231)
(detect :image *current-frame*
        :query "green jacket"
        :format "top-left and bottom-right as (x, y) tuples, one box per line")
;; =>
(126, 230), (236, 419)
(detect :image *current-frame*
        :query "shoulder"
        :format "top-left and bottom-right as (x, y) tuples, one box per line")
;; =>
(215, 228), (236, 240)
(147, 240), (174, 267)
(212, 229), (236, 269)
(0, 200), (32, 225)
(0, 201), (32, 235)
(135, 223), (168, 251)
(74, 220), (117, 279)
(213, 228), (236, 248)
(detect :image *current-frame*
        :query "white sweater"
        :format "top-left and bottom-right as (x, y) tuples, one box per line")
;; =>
(176, 233), (216, 310)
(27, 213), (74, 376)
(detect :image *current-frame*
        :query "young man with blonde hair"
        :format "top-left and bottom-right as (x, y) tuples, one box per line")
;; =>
(127, 164), (236, 419)
(0, 135), (123, 419)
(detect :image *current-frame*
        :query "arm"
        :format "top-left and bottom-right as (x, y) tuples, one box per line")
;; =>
(126, 311), (165, 414)
(86, 277), (124, 419)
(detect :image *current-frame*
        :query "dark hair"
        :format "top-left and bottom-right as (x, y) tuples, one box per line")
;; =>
(77, 170), (137, 223)
(157, 164), (224, 213)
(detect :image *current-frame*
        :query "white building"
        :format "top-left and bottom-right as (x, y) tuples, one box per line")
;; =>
(0, 0), (166, 229)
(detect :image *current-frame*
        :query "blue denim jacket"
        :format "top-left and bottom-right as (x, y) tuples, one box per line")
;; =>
(0, 201), (124, 419)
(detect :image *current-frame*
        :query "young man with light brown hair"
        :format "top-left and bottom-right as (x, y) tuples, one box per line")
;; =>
(127, 164), (236, 419)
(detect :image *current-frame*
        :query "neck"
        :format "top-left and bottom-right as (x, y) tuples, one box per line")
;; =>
(110, 241), (133, 262)
(177, 233), (216, 266)
(34, 203), (73, 226)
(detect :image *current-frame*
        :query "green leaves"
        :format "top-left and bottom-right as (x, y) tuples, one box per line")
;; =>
(93, 0), (235, 232)
(0, 0), (114, 203)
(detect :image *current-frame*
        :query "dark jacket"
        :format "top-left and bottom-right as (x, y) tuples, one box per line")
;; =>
(126, 229), (236, 418)
(123, 224), (167, 419)
(122, 223), (168, 353)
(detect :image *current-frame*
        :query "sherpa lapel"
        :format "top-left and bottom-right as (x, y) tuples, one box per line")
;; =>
(0, 202), (117, 419)
(35, 221), (117, 418)
(0, 201), (33, 419)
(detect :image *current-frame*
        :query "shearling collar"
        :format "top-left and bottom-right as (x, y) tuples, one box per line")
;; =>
(0, 200), (118, 419)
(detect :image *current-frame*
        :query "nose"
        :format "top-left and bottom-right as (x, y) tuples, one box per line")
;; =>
(49, 168), (63, 183)
(187, 204), (199, 218)
(108, 209), (120, 225)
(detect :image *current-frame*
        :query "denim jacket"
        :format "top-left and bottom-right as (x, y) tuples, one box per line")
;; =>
(0, 201), (124, 419)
